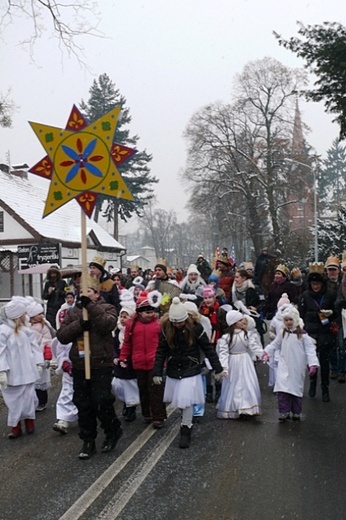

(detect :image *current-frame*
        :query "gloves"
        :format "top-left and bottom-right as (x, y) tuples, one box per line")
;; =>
(43, 345), (53, 361)
(309, 365), (318, 376)
(214, 370), (228, 381)
(81, 320), (91, 331)
(37, 365), (44, 377)
(153, 376), (163, 385)
(80, 296), (92, 308)
(62, 360), (73, 376)
(0, 371), (8, 389)
(321, 309), (333, 317)
(261, 352), (270, 363)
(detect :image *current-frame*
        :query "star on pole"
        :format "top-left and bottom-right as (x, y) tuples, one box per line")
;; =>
(29, 105), (137, 218)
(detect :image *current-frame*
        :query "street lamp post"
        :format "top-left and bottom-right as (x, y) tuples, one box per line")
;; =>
(286, 159), (318, 262)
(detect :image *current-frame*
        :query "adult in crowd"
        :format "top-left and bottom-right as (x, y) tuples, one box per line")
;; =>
(334, 256), (346, 383)
(196, 254), (212, 283)
(298, 263), (336, 403)
(263, 264), (297, 320)
(253, 247), (274, 287)
(124, 266), (140, 289)
(180, 264), (206, 305)
(42, 266), (67, 329)
(230, 269), (265, 345)
(215, 256), (234, 301)
(89, 255), (120, 314)
(324, 256), (341, 380)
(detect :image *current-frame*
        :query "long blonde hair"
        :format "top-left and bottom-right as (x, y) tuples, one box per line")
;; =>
(160, 314), (197, 348)
(14, 317), (24, 335)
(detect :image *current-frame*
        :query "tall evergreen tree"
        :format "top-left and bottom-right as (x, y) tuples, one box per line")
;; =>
(315, 207), (346, 262)
(79, 73), (157, 238)
(319, 138), (346, 209)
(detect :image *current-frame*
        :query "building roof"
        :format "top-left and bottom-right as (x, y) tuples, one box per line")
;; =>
(0, 169), (125, 251)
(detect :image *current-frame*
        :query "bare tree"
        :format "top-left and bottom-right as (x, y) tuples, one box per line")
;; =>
(0, 90), (16, 128)
(182, 58), (309, 257)
(1, 0), (102, 64)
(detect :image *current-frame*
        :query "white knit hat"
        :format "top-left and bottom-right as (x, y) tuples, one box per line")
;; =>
(187, 264), (199, 276)
(184, 301), (198, 314)
(281, 305), (302, 328)
(226, 310), (243, 327)
(277, 293), (290, 308)
(5, 300), (27, 320)
(169, 297), (189, 323)
(27, 302), (44, 318)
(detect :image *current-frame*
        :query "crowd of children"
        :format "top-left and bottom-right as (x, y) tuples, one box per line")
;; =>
(1, 256), (339, 456)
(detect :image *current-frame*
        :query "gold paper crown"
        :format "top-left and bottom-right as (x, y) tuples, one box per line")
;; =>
(325, 255), (340, 268)
(291, 267), (302, 278)
(90, 254), (106, 268)
(155, 257), (167, 266)
(342, 251), (346, 268)
(275, 264), (289, 277)
(81, 275), (100, 292)
(308, 262), (325, 275)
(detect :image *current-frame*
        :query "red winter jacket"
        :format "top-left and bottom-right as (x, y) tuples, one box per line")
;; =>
(119, 314), (161, 371)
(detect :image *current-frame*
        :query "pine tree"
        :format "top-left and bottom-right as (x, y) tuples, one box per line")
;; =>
(79, 73), (157, 238)
(319, 138), (346, 210)
(316, 207), (346, 261)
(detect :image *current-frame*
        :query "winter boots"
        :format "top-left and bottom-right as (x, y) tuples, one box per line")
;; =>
(124, 406), (137, 422)
(25, 419), (35, 434)
(79, 440), (96, 459)
(101, 427), (123, 453)
(8, 421), (22, 439)
(179, 425), (192, 449)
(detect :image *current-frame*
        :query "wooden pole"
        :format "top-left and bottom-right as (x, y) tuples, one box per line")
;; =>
(81, 210), (91, 380)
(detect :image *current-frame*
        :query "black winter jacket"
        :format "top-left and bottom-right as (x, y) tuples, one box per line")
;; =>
(153, 322), (222, 379)
(298, 287), (336, 339)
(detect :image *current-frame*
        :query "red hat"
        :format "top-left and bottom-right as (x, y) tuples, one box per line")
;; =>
(136, 291), (154, 312)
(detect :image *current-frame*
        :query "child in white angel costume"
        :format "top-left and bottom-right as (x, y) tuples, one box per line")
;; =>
(216, 310), (264, 419)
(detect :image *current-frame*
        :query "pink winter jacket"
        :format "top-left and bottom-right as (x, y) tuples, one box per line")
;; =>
(119, 315), (161, 371)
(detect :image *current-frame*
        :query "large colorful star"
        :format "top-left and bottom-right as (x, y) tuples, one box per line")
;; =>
(29, 105), (136, 217)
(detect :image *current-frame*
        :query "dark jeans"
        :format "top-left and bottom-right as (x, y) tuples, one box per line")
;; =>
(310, 334), (335, 388)
(330, 329), (346, 374)
(36, 389), (48, 406)
(73, 367), (121, 441)
(136, 370), (166, 421)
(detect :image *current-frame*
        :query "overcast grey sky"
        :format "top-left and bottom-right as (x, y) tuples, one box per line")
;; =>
(1, 0), (345, 231)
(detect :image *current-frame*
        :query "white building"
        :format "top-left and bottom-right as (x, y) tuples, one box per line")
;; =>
(0, 166), (126, 301)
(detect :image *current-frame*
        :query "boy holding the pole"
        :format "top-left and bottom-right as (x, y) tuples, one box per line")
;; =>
(57, 275), (122, 459)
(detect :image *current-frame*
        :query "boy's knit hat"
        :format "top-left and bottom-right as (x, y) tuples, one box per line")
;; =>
(169, 297), (189, 323)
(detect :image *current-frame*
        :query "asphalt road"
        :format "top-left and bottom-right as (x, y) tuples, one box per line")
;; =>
(1, 365), (346, 520)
